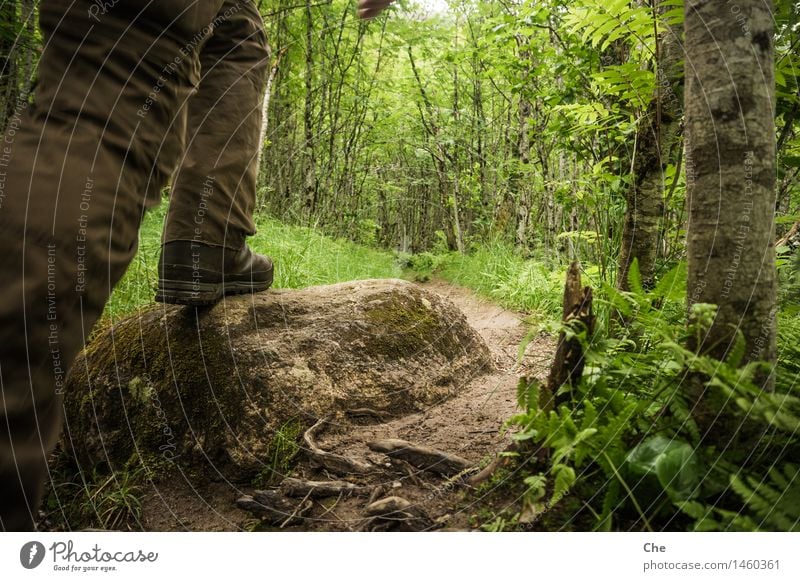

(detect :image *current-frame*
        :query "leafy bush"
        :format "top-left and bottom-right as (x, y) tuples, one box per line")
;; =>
(506, 262), (800, 531)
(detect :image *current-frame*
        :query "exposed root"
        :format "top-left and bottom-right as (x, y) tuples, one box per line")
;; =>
(345, 408), (390, 423)
(361, 495), (432, 531)
(279, 477), (371, 499)
(368, 438), (471, 476)
(236, 490), (312, 526)
(389, 458), (435, 489)
(466, 445), (517, 486)
(466, 441), (550, 487)
(367, 482), (392, 505)
(304, 416), (374, 475)
(364, 495), (414, 516)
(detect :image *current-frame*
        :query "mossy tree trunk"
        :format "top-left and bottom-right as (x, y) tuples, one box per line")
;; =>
(617, 20), (683, 291)
(684, 0), (777, 395)
(0, 0), (18, 132)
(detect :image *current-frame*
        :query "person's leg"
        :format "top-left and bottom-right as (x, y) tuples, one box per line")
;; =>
(0, 0), (222, 531)
(156, 0), (273, 305)
(163, 0), (269, 250)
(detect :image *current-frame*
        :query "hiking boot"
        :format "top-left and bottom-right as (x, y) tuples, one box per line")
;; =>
(155, 241), (274, 306)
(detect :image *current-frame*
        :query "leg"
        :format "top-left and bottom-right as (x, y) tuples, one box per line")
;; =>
(0, 0), (223, 530)
(163, 0), (269, 250)
(156, 0), (274, 305)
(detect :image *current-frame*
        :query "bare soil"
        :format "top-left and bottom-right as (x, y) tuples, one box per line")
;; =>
(138, 279), (554, 531)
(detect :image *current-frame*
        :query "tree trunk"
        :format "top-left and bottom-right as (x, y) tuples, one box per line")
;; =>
(20, 0), (34, 96)
(257, 45), (286, 172)
(617, 18), (683, 291)
(451, 34), (464, 254)
(684, 0), (777, 391)
(0, 0), (18, 132)
(512, 36), (533, 252)
(512, 94), (531, 250)
(303, 0), (317, 219)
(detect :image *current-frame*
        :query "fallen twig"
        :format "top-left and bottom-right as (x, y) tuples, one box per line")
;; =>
(281, 491), (313, 529)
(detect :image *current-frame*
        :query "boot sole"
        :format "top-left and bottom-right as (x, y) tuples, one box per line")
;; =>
(155, 276), (273, 306)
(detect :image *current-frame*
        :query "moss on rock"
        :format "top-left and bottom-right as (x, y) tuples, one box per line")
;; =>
(63, 279), (493, 483)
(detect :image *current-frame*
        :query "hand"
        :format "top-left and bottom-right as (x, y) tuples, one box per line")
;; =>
(357, 0), (396, 19)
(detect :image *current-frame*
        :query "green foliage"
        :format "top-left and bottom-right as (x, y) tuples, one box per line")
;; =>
(249, 0), (798, 290)
(626, 436), (701, 501)
(45, 466), (145, 531)
(592, 64), (655, 110)
(729, 465), (800, 531)
(104, 199), (402, 320)
(776, 312), (800, 391)
(395, 251), (447, 282)
(78, 469), (144, 531)
(253, 419), (304, 488)
(506, 264), (800, 531)
(405, 240), (565, 318)
(563, 0), (671, 53)
(674, 386), (800, 532)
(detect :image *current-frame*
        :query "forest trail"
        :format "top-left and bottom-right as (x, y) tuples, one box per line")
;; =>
(140, 279), (555, 531)
(324, 279), (553, 465)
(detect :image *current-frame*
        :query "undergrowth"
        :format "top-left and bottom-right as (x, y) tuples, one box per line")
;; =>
(487, 261), (800, 531)
(44, 457), (145, 531)
(252, 419), (304, 488)
(399, 239), (576, 320)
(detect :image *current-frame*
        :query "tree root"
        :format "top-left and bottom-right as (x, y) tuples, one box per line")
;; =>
(236, 489), (313, 526)
(368, 438), (471, 476)
(361, 496), (432, 531)
(304, 416), (374, 475)
(466, 442), (549, 487)
(367, 482), (393, 505)
(345, 408), (390, 423)
(466, 445), (516, 486)
(389, 458), (432, 489)
(279, 477), (371, 499)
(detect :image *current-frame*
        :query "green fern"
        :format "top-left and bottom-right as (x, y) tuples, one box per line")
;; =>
(563, 0), (659, 52)
(729, 464), (800, 531)
(509, 262), (800, 531)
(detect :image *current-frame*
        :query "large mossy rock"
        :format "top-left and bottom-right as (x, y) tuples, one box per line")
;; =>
(63, 279), (493, 480)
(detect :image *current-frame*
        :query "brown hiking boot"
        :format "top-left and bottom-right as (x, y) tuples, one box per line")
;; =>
(155, 241), (274, 306)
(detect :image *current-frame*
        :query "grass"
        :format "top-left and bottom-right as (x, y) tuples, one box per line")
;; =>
(44, 464), (145, 531)
(106, 203), (570, 325)
(104, 201), (403, 319)
(252, 419), (304, 488)
(401, 239), (583, 321)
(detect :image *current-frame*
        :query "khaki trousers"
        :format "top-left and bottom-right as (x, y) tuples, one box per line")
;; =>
(0, 0), (268, 530)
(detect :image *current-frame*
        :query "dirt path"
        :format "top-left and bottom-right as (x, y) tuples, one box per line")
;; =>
(326, 279), (553, 464)
(140, 279), (554, 531)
